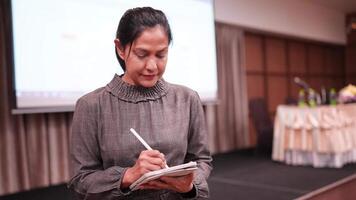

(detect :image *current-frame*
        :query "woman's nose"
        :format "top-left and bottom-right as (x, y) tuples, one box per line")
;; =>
(146, 59), (158, 71)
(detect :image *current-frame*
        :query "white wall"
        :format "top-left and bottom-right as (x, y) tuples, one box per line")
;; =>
(214, 0), (346, 45)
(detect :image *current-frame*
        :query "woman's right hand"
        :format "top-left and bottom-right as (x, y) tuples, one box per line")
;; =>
(121, 150), (167, 189)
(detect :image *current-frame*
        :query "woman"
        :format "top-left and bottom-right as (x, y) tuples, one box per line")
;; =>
(68, 7), (212, 200)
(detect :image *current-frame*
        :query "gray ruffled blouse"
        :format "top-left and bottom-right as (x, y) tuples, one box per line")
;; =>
(68, 74), (212, 200)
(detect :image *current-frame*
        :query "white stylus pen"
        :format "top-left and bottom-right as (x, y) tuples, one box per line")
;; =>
(130, 128), (169, 168)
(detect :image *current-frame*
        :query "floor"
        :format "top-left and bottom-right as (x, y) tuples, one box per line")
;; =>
(1, 150), (356, 200)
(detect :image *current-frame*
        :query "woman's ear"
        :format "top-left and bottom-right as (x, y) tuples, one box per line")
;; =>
(114, 39), (125, 60)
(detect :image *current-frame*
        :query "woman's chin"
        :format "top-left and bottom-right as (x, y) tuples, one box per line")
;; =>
(139, 79), (158, 88)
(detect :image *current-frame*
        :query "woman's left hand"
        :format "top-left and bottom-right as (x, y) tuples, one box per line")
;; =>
(139, 172), (194, 193)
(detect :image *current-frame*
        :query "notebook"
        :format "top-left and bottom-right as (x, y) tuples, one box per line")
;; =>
(129, 161), (197, 191)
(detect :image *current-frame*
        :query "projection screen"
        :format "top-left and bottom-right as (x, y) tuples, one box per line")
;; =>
(11, 0), (217, 113)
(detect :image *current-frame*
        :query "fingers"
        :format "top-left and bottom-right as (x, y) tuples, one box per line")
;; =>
(159, 173), (194, 193)
(123, 150), (168, 188)
(140, 180), (172, 190)
(141, 150), (166, 164)
(141, 150), (163, 158)
(160, 172), (194, 184)
(138, 173), (195, 192)
(139, 150), (167, 169)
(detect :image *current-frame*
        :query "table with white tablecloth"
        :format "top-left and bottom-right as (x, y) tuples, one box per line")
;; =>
(272, 104), (356, 168)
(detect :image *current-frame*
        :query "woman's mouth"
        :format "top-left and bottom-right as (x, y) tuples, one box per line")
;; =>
(142, 74), (156, 80)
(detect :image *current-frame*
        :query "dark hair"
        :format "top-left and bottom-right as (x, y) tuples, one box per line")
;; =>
(115, 7), (173, 71)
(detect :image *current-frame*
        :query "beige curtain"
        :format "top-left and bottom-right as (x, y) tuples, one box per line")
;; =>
(0, 0), (71, 196)
(206, 23), (250, 153)
(0, 2), (249, 194)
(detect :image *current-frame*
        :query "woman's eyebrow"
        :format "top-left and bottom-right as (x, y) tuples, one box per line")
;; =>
(158, 47), (168, 51)
(134, 47), (168, 52)
(156, 47), (168, 53)
(133, 48), (148, 53)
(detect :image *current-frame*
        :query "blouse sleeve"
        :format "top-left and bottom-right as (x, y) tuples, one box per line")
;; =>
(183, 92), (213, 199)
(68, 98), (130, 199)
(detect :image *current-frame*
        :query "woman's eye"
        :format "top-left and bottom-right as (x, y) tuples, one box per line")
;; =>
(157, 54), (166, 59)
(136, 54), (146, 58)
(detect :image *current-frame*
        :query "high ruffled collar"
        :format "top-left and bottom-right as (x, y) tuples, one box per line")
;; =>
(105, 74), (169, 103)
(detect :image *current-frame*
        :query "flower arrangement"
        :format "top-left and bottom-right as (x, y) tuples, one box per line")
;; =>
(338, 84), (356, 103)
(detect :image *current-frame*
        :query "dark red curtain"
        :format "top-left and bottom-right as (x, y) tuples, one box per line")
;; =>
(0, 0), (72, 195)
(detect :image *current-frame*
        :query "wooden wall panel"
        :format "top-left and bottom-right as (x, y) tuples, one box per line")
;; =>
(289, 41), (307, 74)
(308, 45), (324, 75)
(345, 13), (356, 86)
(333, 78), (346, 90)
(248, 117), (257, 146)
(267, 76), (288, 113)
(308, 77), (326, 93)
(245, 34), (264, 72)
(266, 37), (286, 73)
(270, 113), (275, 124)
(325, 47), (334, 75)
(325, 47), (343, 75)
(347, 13), (356, 45)
(245, 30), (346, 148)
(347, 28), (356, 45)
(333, 48), (344, 76)
(246, 75), (264, 100)
(324, 78), (336, 90)
(346, 76), (355, 85)
(346, 46), (356, 74)
(324, 77), (345, 90)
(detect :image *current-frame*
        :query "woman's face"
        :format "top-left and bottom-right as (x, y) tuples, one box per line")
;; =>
(115, 25), (169, 88)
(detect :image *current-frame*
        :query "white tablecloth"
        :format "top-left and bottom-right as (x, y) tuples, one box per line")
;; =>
(272, 104), (356, 168)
